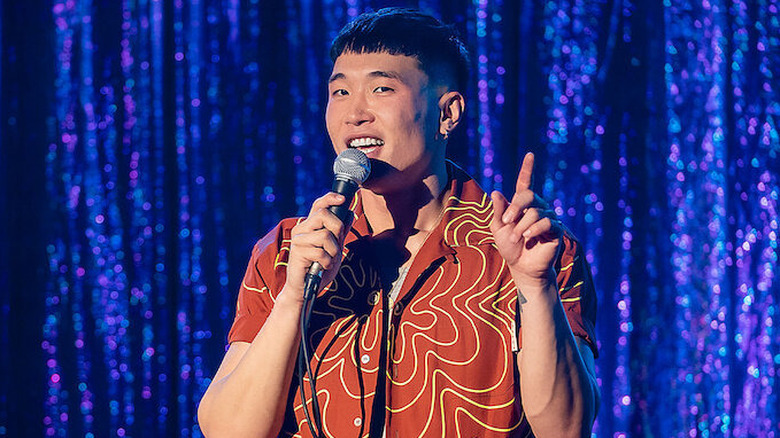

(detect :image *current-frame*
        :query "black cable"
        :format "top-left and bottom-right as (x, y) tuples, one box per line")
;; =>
(303, 294), (323, 431)
(297, 273), (325, 437)
(298, 299), (318, 438)
(298, 340), (318, 437)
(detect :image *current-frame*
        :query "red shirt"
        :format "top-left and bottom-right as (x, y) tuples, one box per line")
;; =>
(229, 165), (597, 437)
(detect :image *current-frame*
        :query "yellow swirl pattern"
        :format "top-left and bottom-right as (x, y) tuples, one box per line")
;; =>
(233, 175), (593, 437)
(286, 187), (534, 437)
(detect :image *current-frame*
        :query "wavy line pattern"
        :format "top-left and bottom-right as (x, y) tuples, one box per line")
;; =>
(280, 185), (539, 437)
(243, 178), (589, 437)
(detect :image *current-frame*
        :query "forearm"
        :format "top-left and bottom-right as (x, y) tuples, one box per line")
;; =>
(515, 280), (597, 438)
(198, 289), (303, 437)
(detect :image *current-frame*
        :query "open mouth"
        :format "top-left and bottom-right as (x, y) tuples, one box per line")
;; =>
(347, 137), (384, 155)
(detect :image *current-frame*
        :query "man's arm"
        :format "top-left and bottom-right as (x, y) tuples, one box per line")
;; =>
(198, 192), (350, 437)
(514, 280), (599, 437)
(197, 292), (304, 437)
(490, 152), (598, 438)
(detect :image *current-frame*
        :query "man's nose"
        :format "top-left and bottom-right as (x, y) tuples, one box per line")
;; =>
(345, 95), (374, 126)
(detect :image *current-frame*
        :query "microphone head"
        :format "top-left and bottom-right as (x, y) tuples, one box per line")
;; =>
(333, 149), (371, 184)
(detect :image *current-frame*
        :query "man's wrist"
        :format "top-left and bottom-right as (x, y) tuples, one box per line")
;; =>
(510, 267), (557, 295)
(276, 284), (306, 311)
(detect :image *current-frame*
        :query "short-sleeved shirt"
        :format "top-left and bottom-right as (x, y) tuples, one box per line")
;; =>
(229, 164), (597, 437)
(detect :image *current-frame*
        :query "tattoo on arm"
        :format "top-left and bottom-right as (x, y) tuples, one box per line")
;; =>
(517, 290), (528, 314)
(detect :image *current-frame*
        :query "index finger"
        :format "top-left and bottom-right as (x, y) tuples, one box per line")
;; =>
(309, 192), (346, 215)
(516, 152), (535, 192)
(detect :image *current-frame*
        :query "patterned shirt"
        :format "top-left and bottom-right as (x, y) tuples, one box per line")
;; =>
(228, 164), (597, 437)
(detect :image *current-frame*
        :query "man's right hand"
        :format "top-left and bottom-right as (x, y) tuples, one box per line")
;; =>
(199, 193), (352, 438)
(282, 192), (352, 305)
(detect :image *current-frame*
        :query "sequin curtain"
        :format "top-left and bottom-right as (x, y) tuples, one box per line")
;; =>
(2, 0), (778, 437)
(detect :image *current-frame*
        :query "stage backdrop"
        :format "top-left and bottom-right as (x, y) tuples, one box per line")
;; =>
(2, 0), (778, 436)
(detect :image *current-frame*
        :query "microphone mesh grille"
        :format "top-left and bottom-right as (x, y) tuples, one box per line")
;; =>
(333, 149), (371, 184)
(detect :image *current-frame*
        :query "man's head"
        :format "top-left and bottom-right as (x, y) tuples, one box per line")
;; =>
(326, 9), (469, 195)
(330, 8), (469, 94)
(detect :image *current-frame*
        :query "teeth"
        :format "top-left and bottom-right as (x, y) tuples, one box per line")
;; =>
(349, 137), (384, 148)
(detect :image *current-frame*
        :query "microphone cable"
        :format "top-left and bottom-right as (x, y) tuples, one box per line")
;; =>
(298, 273), (324, 437)
(296, 149), (370, 437)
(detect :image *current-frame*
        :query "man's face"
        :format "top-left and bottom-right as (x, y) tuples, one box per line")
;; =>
(326, 51), (443, 194)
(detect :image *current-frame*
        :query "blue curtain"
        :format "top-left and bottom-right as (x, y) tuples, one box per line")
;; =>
(1, 0), (778, 436)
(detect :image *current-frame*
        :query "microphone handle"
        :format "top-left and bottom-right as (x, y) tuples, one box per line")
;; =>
(303, 176), (359, 298)
(327, 177), (358, 222)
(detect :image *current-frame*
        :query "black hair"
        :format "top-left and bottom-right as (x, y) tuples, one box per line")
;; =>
(330, 8), (470, 91)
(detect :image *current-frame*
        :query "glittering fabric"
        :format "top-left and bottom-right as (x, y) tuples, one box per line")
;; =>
(1, 1), (773, 437)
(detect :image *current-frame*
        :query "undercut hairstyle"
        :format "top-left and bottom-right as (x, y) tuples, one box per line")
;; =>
(330, 8), (470, 91)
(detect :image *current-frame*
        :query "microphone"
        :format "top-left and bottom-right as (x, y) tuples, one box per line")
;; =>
(299, 149), (369, 437)
(298, 148), (370, 437)
(303, 148), (371, 297)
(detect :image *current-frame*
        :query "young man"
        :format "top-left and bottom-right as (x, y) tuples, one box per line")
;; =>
(198, 8), (598, 438)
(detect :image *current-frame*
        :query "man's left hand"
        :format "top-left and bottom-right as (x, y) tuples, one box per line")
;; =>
(490, 152), (562, 290)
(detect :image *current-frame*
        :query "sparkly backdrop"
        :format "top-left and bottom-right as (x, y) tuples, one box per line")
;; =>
(1, 0), (778, 437)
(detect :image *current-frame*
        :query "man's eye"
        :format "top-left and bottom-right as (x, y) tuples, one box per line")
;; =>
(374, 86), (393, 93)
(332, 89), (348, 96)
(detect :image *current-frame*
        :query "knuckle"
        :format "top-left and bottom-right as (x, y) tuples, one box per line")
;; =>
(318, 250), (334, 267)
(316, 193), (334, 204)
(312, 207), (329, 220)
(301, 215), (321, 230)
(290, 233), (305, 247)
(513, 191), (534, 208)
(319, 228), (337, 242)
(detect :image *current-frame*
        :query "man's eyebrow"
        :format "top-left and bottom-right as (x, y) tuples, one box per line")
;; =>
(328, 70), (405, 84)
(328, 73), (346, 83)
(368, 70), (403, 81)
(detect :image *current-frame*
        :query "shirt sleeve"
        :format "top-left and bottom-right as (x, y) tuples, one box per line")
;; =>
(554, 230), (598, 357)
(227, 219), (298, 344)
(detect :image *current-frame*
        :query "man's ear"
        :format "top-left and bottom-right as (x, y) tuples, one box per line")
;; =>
(438, 91), (465, 136)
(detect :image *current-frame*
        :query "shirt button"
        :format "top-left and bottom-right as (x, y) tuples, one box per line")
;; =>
(354, 417), (362, 427)
(368, 291), (380, 305)
(361, 354), (370, 364)
(393, 303), (404, 316)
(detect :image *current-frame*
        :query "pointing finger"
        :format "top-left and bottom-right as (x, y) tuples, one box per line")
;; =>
(516, 152), (535, 192)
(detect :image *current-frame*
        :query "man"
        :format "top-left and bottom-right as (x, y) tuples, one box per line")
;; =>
(198, 8), (598, 438)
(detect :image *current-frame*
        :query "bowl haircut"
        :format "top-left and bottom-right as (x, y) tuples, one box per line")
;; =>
(330, 8), (471, 92)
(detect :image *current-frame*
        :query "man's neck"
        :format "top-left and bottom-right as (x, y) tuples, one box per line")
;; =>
(360, 162), (450, 240)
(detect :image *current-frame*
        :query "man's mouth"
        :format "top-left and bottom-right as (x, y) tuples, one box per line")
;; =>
(347, 137), (384, 155)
